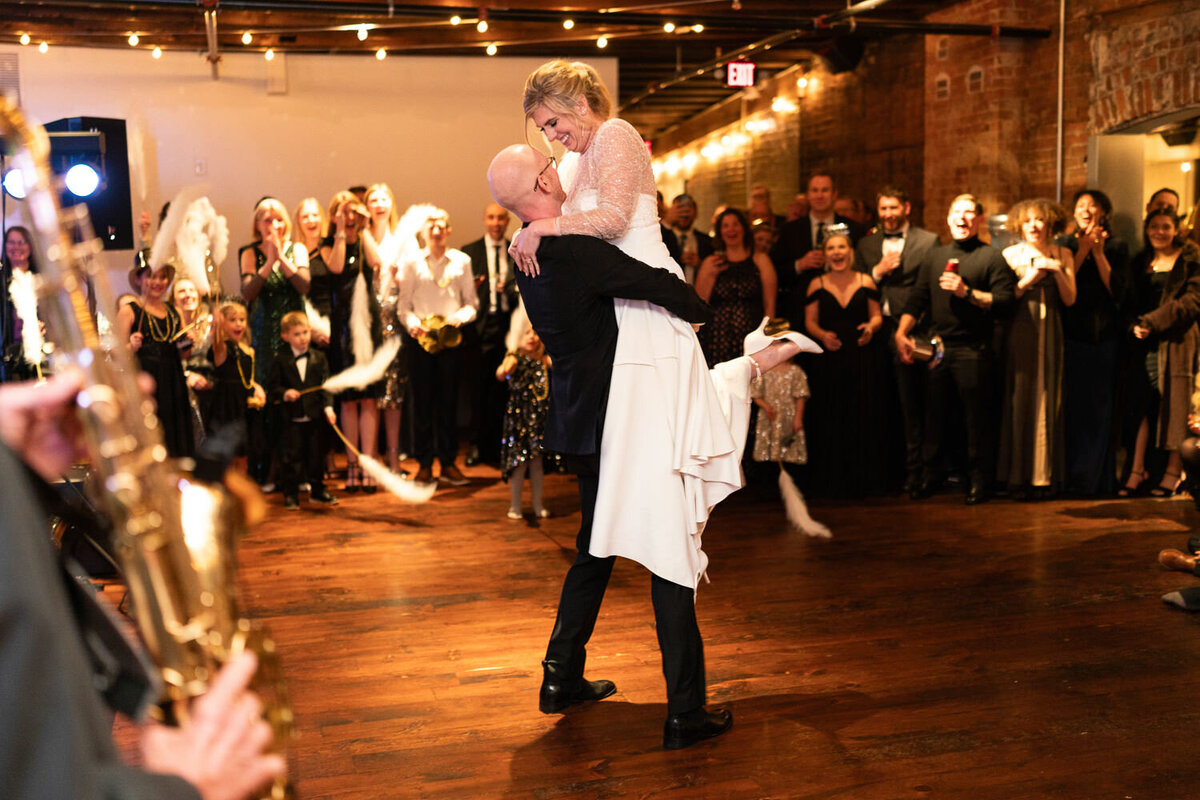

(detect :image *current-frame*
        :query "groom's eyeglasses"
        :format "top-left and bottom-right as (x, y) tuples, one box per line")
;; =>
(534, 155), (557, 192)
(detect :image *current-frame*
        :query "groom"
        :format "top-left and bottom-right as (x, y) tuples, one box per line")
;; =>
(487, 144), (733, 749)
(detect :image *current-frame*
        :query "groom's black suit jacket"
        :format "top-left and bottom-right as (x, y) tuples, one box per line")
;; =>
(515, 233), (713, 458)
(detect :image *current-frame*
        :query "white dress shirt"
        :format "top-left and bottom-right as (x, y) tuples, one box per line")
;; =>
(399, 247), (479, 332)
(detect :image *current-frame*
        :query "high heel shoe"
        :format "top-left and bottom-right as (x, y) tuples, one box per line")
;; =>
(344, 463), (361, 493)
(743, 317), (822, 358)
(1150, 471), (1183, 498)
(1117, 469), (1147, 497)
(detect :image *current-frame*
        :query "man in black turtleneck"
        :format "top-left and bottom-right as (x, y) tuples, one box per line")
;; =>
(895, 193), (1015, 504)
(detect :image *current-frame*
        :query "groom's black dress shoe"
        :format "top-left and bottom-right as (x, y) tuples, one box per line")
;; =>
(663, 707), (733, 750)
(538, 660), (616, 714)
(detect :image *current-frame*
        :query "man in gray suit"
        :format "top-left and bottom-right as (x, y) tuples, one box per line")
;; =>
(856, 186), (938, 497)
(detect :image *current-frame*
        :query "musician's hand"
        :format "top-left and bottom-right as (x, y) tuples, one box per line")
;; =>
(130, 331), (144, 352)
(283, 389), (300, 402)
(0, 370), (86, 481)
(141, 651), (287, 800)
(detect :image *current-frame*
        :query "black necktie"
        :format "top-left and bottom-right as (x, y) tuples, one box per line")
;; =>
(816, 221), (826, 246)
(883, 232), (903, 239)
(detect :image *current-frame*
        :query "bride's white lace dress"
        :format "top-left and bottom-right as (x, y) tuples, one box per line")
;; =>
(557, 117), (752, 589)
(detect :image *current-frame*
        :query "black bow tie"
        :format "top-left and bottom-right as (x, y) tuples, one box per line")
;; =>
(294, 352), (308, 360)
(883, 232), (904, 239)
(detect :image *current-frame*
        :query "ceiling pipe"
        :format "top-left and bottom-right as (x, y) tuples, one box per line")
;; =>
(818, 0), (896, 25)
(202, 1), (220, 79)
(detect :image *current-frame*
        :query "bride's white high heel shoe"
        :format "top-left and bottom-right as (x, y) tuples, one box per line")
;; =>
(743, 317), (822, 357)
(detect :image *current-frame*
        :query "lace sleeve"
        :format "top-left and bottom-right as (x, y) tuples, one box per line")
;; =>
(558, 119), (652, 240)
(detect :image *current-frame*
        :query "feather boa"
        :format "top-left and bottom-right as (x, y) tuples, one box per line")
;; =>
(323, 338), (400, 395)
(304, 297), (330, 341)
(358, 453), (437, 503)
(349, 271), (373, 366)
(176, 196), (228, 296)
(8, 269), (42, 367)
(779, 469), (831, 539)
(149, 185), (203, 273)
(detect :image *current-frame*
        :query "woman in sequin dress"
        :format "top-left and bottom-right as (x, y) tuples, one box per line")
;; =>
(695, 208), (778, 367)
(367, 183), (410, 473)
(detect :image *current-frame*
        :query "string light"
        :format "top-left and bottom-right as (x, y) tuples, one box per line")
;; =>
(476, 20), (489, 33)
(1184, 163), (1194, 174)
(127, 33), (139, 46)
(242, 32), (252, 45)
(264, 48), (275, 61)
(375, 47), (386, 59)
(486, 43), (498, 55)
(152, 46), (162, 59)
(357, 25), (369, 41)
(19, 33), (30, 45)
(38, 41), (48, 53)
(663, 22), (676, 33)
(596, 35), (608, 48)
(692, 24), (704, 33)
(450, 15), (462, 25)
(796, 76), (809, 89)
(563, 19), (575, 30)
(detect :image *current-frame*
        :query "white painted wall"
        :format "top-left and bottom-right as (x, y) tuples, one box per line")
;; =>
(0, 44), (616, 290)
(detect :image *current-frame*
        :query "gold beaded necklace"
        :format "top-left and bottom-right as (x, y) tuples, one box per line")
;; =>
(233, 343), (256, 390)
(139, 302), (173, 342)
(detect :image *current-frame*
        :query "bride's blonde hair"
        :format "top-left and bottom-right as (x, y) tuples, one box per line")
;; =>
(523, 60), (613, 123)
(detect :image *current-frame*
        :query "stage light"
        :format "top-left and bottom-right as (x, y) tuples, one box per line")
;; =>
(65, 164), (101, 197)
(242, 32), (252, 45)
(152, 46), (162, 59)
(563, 19), (575, 30)
(265, 48), (275, 61)
(128, 33), (139, 46)
(376, 48), (386, 59)
(2, 169), (27, 200)
(486, 43), (498, 55)
(597, 36), (608, 48)
(19, 33), (30, 46)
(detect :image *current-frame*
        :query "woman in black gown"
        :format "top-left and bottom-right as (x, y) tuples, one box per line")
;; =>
(118, 264), (194, 459)
(803, 231), (886, 497)
(695, 208), (778, 367)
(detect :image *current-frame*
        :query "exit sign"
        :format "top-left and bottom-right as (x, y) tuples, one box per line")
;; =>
(727, 62), (756, 87)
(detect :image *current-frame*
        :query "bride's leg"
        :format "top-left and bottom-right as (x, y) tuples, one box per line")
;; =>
(748, 340), (803, 377)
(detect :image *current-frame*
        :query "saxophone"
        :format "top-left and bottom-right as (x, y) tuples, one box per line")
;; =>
(0, 97), (292, 798)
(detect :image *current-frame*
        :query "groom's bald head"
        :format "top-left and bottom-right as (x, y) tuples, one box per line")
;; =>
(487, 144), (564, 223)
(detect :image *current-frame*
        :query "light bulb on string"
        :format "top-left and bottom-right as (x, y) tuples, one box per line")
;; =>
(663, 22), (675, 33)
(692, 24), (704, 33)
(486, 43), (498, 55)
(152, 46), (162, 59)
(476, 20), (488, 33)
(19, 33), (30, 46)
(563, 19), (575, 29)
(128, 33), (139, 46)
(38, 41), (48, 53)
(376, 48), (386, 60)
(242, 32), (252, 45)
(596, 35), (608, 48)
(450, 15), (462, 25)
(265, 48), (275, 61)
(357, 25), (369, 41)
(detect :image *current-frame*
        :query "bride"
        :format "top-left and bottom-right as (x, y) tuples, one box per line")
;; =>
(510, 60), (817, 589)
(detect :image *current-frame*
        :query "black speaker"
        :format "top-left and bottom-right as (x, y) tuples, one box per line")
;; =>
(43, 116), (133, 251)
(815, 36), (865, 74)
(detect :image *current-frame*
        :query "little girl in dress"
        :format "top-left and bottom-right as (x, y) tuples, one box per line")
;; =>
(206, 299), (265, 465)
(751, 357), (830, 538)
(496, 306), (561, 520)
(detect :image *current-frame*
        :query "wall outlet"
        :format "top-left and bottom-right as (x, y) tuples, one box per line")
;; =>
(194, 158), (207, 176)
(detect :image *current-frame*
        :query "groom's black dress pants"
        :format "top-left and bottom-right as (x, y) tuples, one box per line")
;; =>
(544, 453), (706, 715)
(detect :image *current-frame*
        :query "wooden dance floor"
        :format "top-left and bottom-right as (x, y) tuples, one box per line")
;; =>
(210, 468), (1200, 798)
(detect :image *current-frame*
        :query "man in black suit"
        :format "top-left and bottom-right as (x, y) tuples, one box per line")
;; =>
(460, 203), (519, 467)
(267, 311), (339, 510)
(666, 193), (714, 284)
(855, 187), (939, 496)
(771, 173), (866, 326)
(487, 144), (733, 750)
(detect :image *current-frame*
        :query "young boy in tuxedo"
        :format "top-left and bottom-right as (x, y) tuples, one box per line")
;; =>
(267, 311), (338, 510)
